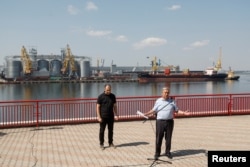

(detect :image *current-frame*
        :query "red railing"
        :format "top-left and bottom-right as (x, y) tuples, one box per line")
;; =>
(1, 93), (250, 128)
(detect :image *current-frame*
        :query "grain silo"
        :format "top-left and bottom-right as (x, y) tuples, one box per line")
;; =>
(50, 59), (62, 77)
(38, 59), (49, 71)
(5, 59), (22, 80)
(79, 60), (91, 78)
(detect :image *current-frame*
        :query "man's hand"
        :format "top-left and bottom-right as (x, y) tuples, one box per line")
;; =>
(184, 110), (191, 116)
(97, 117), (102, 122)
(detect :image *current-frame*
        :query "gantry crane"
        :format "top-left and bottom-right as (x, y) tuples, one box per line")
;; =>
(151, 56), (160, 74)
(214, 47), (222, 71)
(20, 46), (32, 75)
(61, 44), (77, 79)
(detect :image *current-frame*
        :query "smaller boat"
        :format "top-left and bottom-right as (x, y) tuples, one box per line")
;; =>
(226, 67), (240, 80)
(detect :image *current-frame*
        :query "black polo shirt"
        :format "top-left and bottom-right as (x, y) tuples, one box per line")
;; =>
(97, 92), (116, 118)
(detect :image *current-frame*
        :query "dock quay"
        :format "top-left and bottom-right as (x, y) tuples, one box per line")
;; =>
(0, 78), (139, 84)
(0, 115), (250, 167)
(1, 94), (250, 166)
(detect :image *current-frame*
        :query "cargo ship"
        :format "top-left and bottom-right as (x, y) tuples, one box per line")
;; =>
(138, 68), (228, 83)
(137, 54), (228, 83)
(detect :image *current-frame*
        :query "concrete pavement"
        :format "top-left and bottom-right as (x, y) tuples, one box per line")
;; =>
(1, 115), (250, 167)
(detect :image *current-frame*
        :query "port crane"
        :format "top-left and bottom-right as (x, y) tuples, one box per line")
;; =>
(149, 56), (179, 74)
(214, 47), (222, 71)
(61, 44), (77, 79)
(152, 56), (158, 73)
(149, 56), (160, 74)
(20, 46), (32, 76)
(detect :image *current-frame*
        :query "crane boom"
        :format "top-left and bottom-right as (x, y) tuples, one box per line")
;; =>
(20, 46), (32, 74)
(151, 56), (158, 73)
(61, 44), (77, 77)
(215, 47), (222, 71)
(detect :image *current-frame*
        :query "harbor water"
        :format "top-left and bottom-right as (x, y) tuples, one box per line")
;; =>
(0, 72), (250, 101)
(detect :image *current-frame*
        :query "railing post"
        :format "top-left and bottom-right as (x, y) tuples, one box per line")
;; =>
(36, 101), (39, 127)
(228, 94), (232, 116)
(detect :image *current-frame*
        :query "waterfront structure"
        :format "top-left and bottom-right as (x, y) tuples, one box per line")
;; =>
(0, 46), (237, 84)
(1, 45), (91, 81)
(0, 46), (172, 83)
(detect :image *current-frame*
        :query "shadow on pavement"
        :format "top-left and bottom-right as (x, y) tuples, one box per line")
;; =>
(0, 132), (7, 137)
(171, 149), (207, 158)
(30, 126), (64, 131)
(116, 141), (149, 147)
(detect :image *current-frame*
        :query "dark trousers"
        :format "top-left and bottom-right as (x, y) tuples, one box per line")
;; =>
(99, 118), (114, 145)
(155, 119), (174, 156)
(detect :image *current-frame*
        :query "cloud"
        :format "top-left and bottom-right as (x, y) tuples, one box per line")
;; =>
(191, 40), (210, 47)
(67, 5), (79, 15)
(133, 37), (167, 49)
(86, 2), (98, 11)
(115, 35), (128, 42)
(183, 40), (210, 50)
(168, 5), (181, 11)
(86, 29), (112, 37)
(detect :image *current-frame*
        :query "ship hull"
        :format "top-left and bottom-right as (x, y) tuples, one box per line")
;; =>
(138, 73), (228, 83)
(225, 76), (240, 80)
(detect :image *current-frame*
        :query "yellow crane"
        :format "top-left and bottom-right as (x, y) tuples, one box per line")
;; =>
(214, 47), (222, 71)
(20, 46), (32, 75)
(149, 56), (160, 74)
(152, 56), (158, 73)
(61, 44), (77, 78)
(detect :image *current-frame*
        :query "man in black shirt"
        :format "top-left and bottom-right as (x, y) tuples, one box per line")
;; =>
(96, 84), (119, 150)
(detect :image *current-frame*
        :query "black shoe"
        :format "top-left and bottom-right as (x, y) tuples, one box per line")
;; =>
(165, 152), (173, 159)
(109, 143), (116, 149)
(100, 144), (105, 150)
(154, 155), (159, 160)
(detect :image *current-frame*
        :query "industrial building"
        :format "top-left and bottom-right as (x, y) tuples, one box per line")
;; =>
(1, 45), (92, 81)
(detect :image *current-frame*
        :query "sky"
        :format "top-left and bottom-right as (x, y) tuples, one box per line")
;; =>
(1, 0), (250, 71)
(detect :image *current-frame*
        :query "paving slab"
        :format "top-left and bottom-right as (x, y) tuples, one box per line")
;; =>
(1, 115), (250, 167)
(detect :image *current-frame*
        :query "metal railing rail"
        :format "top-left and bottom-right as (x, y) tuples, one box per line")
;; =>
(1, 93), (250, 128)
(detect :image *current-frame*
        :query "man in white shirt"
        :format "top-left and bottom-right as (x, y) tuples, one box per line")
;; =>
(144, 87), (190, 160)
